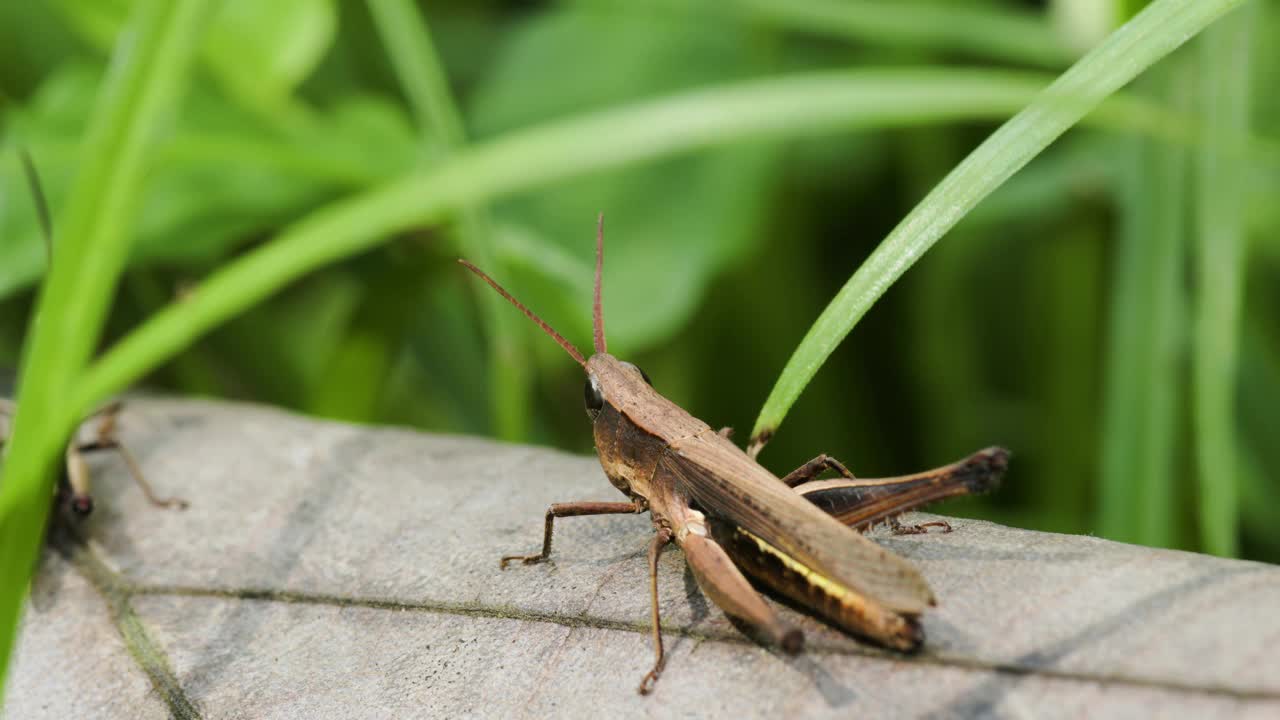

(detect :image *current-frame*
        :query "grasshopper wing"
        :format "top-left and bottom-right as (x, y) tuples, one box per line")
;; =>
(663, 432), (934, 614)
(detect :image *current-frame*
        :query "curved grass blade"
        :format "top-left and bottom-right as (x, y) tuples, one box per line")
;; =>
(749, 0), (1248, 450)
(1192, 6), (1252, 556)
(1098, 60), (1192, 550)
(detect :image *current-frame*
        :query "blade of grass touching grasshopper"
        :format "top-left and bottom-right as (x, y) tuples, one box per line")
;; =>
(69, 66), (1203, 420)
(735, 0), (1075, 69)
(0, 0), (210, 698)
(367, 0), (530, 440)
(749, 0), (1249, 450)
(1191, 5), (1252, 557)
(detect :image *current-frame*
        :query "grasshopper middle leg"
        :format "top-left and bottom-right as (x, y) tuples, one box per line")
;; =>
(778, 454), (857, 487)
(638, 528), (673, 695)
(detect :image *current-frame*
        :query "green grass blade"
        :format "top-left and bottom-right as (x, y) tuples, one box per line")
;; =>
(1099, 61), (1192, 550)
(749, 0), (1246, 449)
(0, 0), (209, 698)
(367, 0), (466, 145)
(736, 0), (1075, 68)
(367, 0), (529, 439)
(1192, 6), (1252, 556)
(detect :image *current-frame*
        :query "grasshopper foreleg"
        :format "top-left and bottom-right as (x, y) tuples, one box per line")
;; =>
(499, 501), (642, 569)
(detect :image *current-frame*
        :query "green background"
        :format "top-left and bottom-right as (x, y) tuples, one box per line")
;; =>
(2, 0), (1276, 564)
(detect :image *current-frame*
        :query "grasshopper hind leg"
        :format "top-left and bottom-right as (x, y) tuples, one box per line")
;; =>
(793, 447), (1009, 531)
(680, 532), (803, 654)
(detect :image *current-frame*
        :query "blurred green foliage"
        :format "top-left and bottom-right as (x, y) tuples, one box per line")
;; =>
(1, 0), (1276, 567)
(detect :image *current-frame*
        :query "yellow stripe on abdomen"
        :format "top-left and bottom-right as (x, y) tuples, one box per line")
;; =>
(713, 521), (923, 652)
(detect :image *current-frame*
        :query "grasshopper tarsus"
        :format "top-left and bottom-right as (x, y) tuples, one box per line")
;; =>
(153, 496), (190, 511)
(887, 517), (952, 536)
(498, 554), (546, 570)
(637, 666), (662, 695)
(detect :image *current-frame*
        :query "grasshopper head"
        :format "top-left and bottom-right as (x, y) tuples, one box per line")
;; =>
(460, 219), (662, 502)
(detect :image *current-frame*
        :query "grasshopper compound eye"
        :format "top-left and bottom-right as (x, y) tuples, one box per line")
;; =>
(584, 376), (604, 417)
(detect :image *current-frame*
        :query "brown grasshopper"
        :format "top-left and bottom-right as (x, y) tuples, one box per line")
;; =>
(0, 399), (188, 520)
(461, 216), (1007, 694)
(1, 150), (187, 521)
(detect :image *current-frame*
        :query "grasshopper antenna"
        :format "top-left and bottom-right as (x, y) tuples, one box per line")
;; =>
(18, 148), (53, 265)
(458, 259), (587, 368)
(593, 213), (607, 355)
